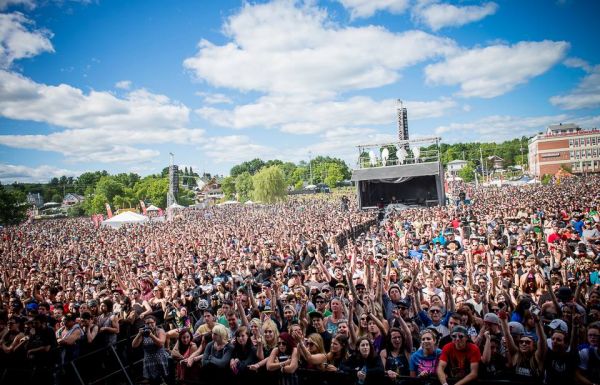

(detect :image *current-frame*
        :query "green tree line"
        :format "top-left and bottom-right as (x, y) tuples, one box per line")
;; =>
(222, 157), (351, 201)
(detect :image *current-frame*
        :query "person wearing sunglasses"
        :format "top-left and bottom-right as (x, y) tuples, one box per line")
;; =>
(437, 325), (481, 385)
(498, 309), (545, 382)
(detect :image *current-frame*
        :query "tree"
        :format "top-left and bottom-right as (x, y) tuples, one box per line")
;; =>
(230, 158), (265, 177)
(132, 177), (168, 208)
(289, 167), (308, 189)
(67, 204), (85, 217)
(252, 166), (287, 203)
(0, 183), (28, 225)
(458, 163), (476, 182)
(83, 192), (109, 215)
(51, 193), (62, 203)
(95, 176), (124, 203)
(221, 176), (236, 200)
(235, 172), (254, 202)
(324, 163), (345, 187)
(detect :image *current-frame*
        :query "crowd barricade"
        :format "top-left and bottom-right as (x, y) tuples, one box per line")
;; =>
(334, 218), (377, 249)
(1, 338), (541, 385)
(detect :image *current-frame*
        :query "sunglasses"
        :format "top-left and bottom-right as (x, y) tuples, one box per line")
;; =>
(277, 341), (287, 346)
(519, 339), (533, 345)
(451, 334), (465, 340)
(429, 309), (441, 314)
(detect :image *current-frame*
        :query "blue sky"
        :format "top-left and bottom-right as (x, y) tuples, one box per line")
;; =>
(0, 0), (599, 182)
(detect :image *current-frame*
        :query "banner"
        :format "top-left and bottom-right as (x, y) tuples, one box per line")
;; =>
(139, 200), (147, 215)
(158, 208), (163, 216)
(105, 203), (113, 218)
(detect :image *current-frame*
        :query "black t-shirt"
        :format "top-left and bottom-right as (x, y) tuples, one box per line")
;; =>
(480, 352), (506, 379)
(28, 325), (58, 364)
(543, 348), (579, 385)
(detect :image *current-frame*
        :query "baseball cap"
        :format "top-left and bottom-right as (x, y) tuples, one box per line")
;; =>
(508, 321), (525, 335)
(308, 310), (323, 319)
(451, 325), (468, 335)
(483, 313), (500, 325)
(548, 319), (568, 333)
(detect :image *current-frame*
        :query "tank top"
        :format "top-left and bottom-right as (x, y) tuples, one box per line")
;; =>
(97, 313), (117, 345)
(513, 356), (540, 382)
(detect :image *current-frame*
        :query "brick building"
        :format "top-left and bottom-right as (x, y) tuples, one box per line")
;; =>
(528, 123), (600, 178)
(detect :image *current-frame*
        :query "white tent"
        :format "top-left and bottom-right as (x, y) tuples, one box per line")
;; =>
(146, 205), (160, 212)
(168, 203), (185, 210)
(244, 200), (254, 205)
(218, 200), (240, 206)
(102, 211), (149, 228)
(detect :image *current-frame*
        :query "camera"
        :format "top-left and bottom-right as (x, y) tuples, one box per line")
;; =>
(141, 327), (151, 337)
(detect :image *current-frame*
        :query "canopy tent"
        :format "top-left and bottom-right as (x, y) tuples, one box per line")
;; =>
(218, 200), (240, 206)
(168, 203), (186, 210)
(102, 211), (149, 228)
(244, 200), (254, 205)
(146, 205), (160, 212)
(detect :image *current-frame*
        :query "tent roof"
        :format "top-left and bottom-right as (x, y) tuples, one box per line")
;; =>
(146, 205), (160, 211)
(218, 200), (240, 206)
(168, 203), (185, 209)
(102, 211), (148, 224)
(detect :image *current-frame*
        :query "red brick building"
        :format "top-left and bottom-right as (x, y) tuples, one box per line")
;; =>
(529, 123), (600, 178)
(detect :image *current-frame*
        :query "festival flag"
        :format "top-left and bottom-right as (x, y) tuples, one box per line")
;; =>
(158, 208), (163, 216)
(139, 200), (147, 215)
(105, 203), (113, 218)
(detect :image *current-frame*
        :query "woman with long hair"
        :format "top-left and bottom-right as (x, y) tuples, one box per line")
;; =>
(409, 329), (441, 378)
(324, 334), (349, 372)
(499, 311), (546, 382)
(380, 327), (411, 380)
(171, 329), (197, 382)
(295, 332), (327, 370)
(341, 336), (384, 385)
(230, 326), (259, 375)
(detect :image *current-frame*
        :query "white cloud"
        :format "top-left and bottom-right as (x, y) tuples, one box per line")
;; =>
(412, 1), (498, 31)
(197, 95), (457, 134)
(0, 70), (209, 163)
(0, 12), (54, 68)
(201, 135), (276, 163)
(425, 40), (569, 98)
(563, 57), (592, 72)
(200, 92), (233, 105)
(287, 127), (397, 166)
(550, 64), (600, 110)
(115, 80), (132, 90)
(337, 0), (409, 19)
(434, 113), (571, 142)
(0, 0), (35, 10)
(0, 163), (79, 183)
(183, 1), (456, 98)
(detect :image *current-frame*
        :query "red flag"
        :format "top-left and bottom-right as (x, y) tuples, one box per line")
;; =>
(158, 208), (163, 216)
(105, 203), (113, 218)
(139, 200), (147, 215)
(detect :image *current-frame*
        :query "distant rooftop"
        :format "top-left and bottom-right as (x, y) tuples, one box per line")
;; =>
(529, 123), (599, 143)
(547, 123), (580, 134)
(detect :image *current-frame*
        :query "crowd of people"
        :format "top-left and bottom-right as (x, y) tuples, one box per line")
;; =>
(1, 175), (600, 385)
